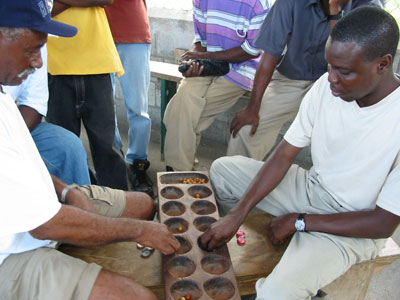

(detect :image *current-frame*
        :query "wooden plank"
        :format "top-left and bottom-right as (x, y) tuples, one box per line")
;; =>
(150, 60), (183, 83)
(59, 213), (400, 299)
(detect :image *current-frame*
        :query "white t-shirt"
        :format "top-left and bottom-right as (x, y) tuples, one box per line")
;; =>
(3, 46), (48, 116)
(0, 90), (61, 265)
(284, 73), (400, 216)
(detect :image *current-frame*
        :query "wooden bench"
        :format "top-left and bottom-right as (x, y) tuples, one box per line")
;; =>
(59, 213), (400, 299)
(149, 61), (183, 160)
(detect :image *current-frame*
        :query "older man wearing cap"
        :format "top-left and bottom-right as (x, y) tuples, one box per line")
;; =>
(0, 1), (179, 299)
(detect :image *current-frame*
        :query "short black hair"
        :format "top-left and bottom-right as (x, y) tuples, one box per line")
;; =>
(331, 6), (399, 61)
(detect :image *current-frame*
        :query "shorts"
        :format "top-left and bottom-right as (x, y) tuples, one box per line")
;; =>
(0, 185), (126, 300)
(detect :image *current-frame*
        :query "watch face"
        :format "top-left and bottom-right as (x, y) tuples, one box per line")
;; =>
(295, 219), (305, 232)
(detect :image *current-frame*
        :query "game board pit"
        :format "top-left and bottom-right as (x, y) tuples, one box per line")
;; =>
(191, 200), (217, 215)
(170, 280), (203, 300)
(201, 254), (230, 275)
(162, 201), (186, 216)
(193, 216), (217, 232)
(166, 255), (196, 278)
(160, 186), (184, 199)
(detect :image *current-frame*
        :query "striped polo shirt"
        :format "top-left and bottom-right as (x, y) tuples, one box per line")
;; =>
(193, 0), (270, 91)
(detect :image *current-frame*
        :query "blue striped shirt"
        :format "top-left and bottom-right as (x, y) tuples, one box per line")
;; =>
(193, 0), (270, 91)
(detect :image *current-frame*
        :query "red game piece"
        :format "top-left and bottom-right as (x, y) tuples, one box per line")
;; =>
(237, 236), (246, 246)
(236, 231), (245, 238)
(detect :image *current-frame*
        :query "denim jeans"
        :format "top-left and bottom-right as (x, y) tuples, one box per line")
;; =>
(47, 74), (128, 190)
(32, 122), (91, 185)
(112, 43), (152, 164)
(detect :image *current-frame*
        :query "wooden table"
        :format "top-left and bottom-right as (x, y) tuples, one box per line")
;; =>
(59, 213), (400, 299)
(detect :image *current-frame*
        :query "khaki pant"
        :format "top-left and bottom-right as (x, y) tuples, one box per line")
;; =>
(0, 185), (126, 300)
(227, 71), (315, 160)
(210, 156), (386, 300)
(164, 76), (247, 171)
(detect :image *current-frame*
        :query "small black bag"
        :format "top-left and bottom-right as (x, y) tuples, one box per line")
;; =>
(178, 59), (230, 76)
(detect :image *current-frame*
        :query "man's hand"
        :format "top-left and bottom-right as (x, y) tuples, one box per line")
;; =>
(267, 213), (298, 245)
(135, 221), (180, 255)
(180, 50), (209, 62)
(230, 106), (260, 138)
(199, 213), (243, 251)
(181, 60), (204, 78)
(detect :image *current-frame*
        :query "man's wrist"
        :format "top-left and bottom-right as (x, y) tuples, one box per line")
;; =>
(60, 184), (79, 204)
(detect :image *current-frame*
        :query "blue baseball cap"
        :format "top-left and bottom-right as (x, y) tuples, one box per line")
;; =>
(0, 0), (77, 37)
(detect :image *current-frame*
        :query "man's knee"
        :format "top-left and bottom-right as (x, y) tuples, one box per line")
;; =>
(123, 191), (155, 220)
(90, 269), (157, 300)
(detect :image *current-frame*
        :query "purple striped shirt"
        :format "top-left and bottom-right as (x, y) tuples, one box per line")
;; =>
(193, 0), (270, 91)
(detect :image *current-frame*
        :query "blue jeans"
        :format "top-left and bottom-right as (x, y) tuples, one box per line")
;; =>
(112, 43), (152, 164)
(32, 122), (91, 185)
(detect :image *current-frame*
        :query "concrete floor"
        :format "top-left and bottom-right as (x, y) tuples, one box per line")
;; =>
(81, 104), (400, 299)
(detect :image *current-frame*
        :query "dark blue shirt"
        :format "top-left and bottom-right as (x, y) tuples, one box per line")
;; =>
(255, 0), (382, 80)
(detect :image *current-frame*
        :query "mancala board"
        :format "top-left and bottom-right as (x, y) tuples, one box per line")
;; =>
(157, 171), (240, 300)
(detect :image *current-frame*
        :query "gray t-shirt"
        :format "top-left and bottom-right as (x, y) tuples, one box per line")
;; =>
(255, 0), (382, 80)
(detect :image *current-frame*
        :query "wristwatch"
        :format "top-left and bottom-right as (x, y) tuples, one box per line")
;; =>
(327, 10), (344, 20)
(295, 213), (307, 232)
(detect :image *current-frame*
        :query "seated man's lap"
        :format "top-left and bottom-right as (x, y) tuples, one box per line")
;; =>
(0, 247), (101, 300)
(77, 185), (126, 217)
(32, 121), (91, 185)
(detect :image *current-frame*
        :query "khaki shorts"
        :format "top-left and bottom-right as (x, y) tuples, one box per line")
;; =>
(0, 185), (126, 300)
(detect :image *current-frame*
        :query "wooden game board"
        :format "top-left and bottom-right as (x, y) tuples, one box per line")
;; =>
(157, 171), (241, 300)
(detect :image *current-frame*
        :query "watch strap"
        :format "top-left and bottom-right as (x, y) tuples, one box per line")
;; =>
(327, 10), (344, 20)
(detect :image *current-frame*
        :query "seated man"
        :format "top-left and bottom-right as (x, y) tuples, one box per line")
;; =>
(4, 45), (91, 185)
(163, 0), (270, 171)
(0, 2), (179, 299)
(200, 6), (400, 299)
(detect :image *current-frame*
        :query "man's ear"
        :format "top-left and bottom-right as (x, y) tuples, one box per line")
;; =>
(377, 54), (392, 74)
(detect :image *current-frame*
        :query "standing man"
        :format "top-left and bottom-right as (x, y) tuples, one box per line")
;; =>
(46, 0), (128, 190)
(201, 6), (400, 299)
(105, 0), (153, 196)
(163, 0), (271, 171)
(228, 0), (382, 161)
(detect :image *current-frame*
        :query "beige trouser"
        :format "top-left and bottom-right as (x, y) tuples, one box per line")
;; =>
(227, 71), (315, 160)
(210, 156), (386, 300)
(164, 76), (247, 170)
(0, 185), (126, 300)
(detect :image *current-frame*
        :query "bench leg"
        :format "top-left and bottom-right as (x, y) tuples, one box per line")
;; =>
(160, 79), (177, 161)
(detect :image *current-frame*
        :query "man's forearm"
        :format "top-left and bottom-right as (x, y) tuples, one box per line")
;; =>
(247, 52), (280, 111)
(204, 46), (258, 63)
(305, 206), (400, 239)
(229, 141), (302, 221)
(18, 105), (42, 132)
(30, 205), (145, 246)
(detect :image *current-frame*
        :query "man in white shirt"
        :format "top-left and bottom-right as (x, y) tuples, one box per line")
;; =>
(0, 1), (179, 299)
(4, 46), (91, 185)
(200, 6), (400, 299)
